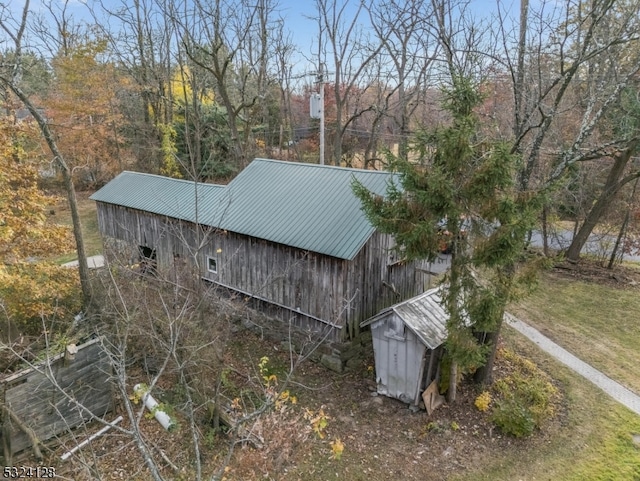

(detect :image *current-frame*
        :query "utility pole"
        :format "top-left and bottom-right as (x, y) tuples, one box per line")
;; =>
(318, 67), (325, 166)
(309, 67), (326, 165)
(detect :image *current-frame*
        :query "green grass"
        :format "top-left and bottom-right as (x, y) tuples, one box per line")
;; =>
(48, 192), (102, 264)
(510, 274), (640, 395)
(453, 328), (640, 481)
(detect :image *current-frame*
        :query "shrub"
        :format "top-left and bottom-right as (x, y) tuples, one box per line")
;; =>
(492, 396), (536, 437)
(474, 391), (492, 412)
(490, 349), (558, 437)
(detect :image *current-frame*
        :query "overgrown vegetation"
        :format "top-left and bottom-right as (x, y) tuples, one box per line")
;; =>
(489, 349), (558, 438)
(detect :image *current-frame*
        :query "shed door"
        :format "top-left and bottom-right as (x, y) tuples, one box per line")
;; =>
(372, 315), (425, 404)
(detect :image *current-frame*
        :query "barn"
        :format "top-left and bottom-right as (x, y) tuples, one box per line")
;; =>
(90, 158), (430, 342)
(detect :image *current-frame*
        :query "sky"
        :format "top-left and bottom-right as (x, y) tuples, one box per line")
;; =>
(3, 0), (521, 73)
(258, 0), (517, 68)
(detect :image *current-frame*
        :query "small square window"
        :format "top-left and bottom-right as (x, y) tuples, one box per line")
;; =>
(207, 256), (217, 273)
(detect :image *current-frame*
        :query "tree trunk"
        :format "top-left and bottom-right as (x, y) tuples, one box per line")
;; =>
(541, 203), (549, 256)
(473, 315), (504, 386)
(607, 177), (638, 269)
(566, 143), (639, 262)
(447, 359), (457, 404)
(608, 210), (629, 269)
(10, 84), (92, 308)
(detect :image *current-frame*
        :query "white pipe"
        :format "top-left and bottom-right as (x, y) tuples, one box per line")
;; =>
(133, 384), (176, 431)
(61, 416), (123, 461)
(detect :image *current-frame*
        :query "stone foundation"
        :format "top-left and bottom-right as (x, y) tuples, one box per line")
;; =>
(237, 308), (372, 373)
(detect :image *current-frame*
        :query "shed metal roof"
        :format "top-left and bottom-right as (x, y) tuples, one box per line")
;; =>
(361, 288), (449, 350)
(90, 159), (398, 260)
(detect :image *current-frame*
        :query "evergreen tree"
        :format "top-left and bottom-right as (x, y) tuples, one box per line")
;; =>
(353, 75), (541, 400)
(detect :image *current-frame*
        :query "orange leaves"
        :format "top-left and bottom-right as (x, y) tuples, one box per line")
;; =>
(44, 38), (131, 187)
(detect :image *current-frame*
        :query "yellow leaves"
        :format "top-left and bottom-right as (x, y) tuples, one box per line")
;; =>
(0, 123), (74, 263)
(170, 66), (216, 110)
(258, 356), (276, 386)
(304, 407), (329, 439)
(274, 389), (297, 410)
(231, 397), (242, 411)
(258, 356), (269, 370)
(279, 390), (297, 405)
(330, 438), (344, 460)
(474, 391), (492, 412)
(0, 262), (82, 334)
(158, 123), (182, 179)
(301, 406), (344, 461)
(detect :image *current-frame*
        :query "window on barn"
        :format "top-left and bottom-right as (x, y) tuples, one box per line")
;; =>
(138, 245), (157, 275)
(207, 255), (218, 274)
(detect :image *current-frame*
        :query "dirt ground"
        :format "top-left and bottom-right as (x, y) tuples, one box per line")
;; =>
(41, 321), (567, 481)
(551, 258), (640, 290)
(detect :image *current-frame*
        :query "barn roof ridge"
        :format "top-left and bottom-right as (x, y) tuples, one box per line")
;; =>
(252, 157), (395, 175)
(113, 169), (226, 187)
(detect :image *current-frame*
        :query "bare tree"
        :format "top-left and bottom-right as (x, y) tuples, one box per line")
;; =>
(176, 0), (284, 168)
(492, 0), (640, 261)
(92, 0), (175, 173)
(314, 0), (387, 166)
(366, 0), (440, 163)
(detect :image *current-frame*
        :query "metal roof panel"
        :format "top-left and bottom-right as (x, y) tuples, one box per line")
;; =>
(362, 288), (449, 350)
(91, 159), (398, 260)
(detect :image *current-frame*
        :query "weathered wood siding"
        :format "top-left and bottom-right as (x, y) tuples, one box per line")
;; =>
(96, 203), (202, 266)
(1, 338), (113, 457)
(96, 202), (428, 341)
(204, 231), (347, 335)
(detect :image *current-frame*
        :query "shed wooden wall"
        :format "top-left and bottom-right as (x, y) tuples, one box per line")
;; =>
(96, 202), (428, 341)
(1, 338), (113, 457)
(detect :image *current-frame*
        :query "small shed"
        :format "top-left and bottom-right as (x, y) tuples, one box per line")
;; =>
(361, 287), (448, 406)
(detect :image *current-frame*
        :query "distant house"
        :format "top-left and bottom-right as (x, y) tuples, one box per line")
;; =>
(91, 159), (430, 341)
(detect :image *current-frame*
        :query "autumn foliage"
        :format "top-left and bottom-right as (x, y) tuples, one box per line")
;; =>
(0, 119), (80, 334)
(44, 38), (130, 188)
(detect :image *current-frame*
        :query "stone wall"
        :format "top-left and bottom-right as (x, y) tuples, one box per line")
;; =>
(238, 307), (373, 373)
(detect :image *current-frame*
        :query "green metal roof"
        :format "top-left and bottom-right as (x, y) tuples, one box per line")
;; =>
(90, 172), (227, 223)
(91, 159), (398, 260)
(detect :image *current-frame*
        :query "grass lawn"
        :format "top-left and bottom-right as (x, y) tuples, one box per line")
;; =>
(48, 191), (102, 264)
(510, 272), (640, 395)
(461, 268), (640, 481)
(455, 326), (640, 481)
